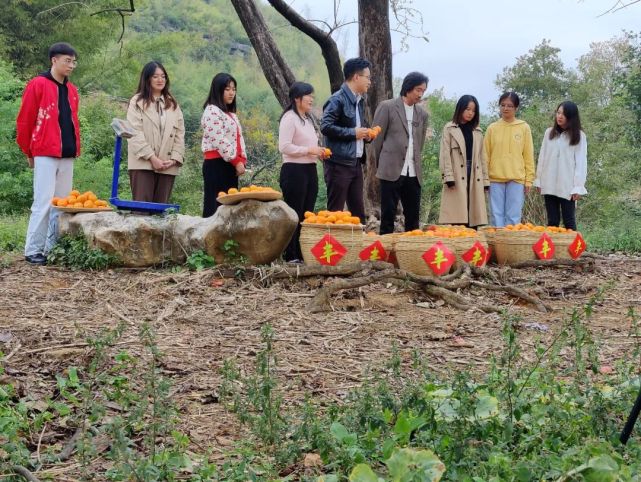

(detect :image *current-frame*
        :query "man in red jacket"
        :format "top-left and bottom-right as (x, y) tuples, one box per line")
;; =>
(16, 42), (81, 265)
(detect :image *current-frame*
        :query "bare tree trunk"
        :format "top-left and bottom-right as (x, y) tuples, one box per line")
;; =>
(230, 0), (296, 108)
(267, 0), (344, 93)
(358, 0), (393, 220)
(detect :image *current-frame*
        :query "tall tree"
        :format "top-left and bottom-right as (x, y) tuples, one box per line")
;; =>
(267, 0), (343, 94)
(359, 0), (393, 216)
(230, 0), (296, 108)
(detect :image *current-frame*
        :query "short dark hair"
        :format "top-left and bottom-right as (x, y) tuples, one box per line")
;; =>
(203, 72), (237, 112)
(550, 101), (582, 146)
(49, 42), (77, 61)
(499, 91), (520, 108)
(343, 57), (371, 81)
(280, 81), (314, 122)
(400, 72), (428, 97)
(452, 95), (480, 128)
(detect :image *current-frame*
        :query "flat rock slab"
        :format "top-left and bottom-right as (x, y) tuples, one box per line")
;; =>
(58, 200), (298, 267)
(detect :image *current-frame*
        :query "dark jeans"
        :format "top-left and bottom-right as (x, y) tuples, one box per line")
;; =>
(544, 194), (576, 230)
(379, 176), (421, 234)
(280, 162), (319, 261)
(202, 158), (238, 218)
(323, 161), (365, 223)
(129, 170), (175, 204)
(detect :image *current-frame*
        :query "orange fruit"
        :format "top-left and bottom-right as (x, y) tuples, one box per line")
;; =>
(217, 191), (226, 197)
(304, 211), (314, 219)
(70, 190), (80, 197)
(73, 202), (83, 208)
(83, 200), (95, 208)
(228, 188), (239, 194)
(57, 198), (68, 207)
(77, 194), (87, 203)
(88, 193), (98, 201)
(240, 187), (250, 193)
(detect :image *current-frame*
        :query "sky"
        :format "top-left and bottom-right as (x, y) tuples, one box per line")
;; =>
(289, 0), (641, 112)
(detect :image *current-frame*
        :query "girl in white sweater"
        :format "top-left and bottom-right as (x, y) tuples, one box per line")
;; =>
(201, 72), (247, 217)
(533, 101), (587, 231)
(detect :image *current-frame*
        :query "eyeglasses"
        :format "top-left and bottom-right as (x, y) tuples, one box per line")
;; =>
(57, 57), (78, 66)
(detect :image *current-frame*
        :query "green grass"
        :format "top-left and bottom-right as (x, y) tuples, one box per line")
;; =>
(0, 212), (27, 254)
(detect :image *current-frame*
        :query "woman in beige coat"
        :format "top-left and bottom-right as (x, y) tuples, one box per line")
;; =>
(126, 61), (185, 204)
(438, 95), (489, 227)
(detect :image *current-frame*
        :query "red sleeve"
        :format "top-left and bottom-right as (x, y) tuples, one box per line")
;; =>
(15, 80), (39, 157)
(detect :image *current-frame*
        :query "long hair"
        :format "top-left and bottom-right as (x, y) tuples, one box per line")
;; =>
(135, 61), (177, 110)
(203, 72), (237, 112)
(452, 94), (480, 128)
(279, 81), (314, 123)
(549, 101), (582, 146)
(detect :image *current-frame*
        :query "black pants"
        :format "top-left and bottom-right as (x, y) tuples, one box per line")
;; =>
(544, 194), (576, 230)
(323, 161), (366, 223)
(202, 158), (238, 218)
(379, 175), (421, 235)
(280, 163), (318, 261)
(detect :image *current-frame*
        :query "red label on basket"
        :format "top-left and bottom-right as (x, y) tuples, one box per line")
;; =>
(485, 245), (492, 265)
(568, 233), (586, 259)
(422, 241), (455, 276)
(532, 233), (555, 260)
(311, 233), (346, 266)
(359, 240), (387, 261)
(462, 241), (487, 267)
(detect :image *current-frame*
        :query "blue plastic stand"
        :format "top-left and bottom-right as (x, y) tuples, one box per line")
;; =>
(109, 135), (180, 213)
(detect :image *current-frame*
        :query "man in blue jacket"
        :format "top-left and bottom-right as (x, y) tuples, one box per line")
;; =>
(320, 57), (372, 223)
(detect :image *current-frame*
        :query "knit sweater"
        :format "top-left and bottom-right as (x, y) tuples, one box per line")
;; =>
(483, 118), (535, 186)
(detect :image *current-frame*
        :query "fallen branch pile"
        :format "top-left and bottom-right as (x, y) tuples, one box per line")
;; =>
(210, 256), (597, 314)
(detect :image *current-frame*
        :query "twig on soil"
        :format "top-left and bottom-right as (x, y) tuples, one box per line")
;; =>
(11, 466), (42, 482)
(511, 258), (595, 269)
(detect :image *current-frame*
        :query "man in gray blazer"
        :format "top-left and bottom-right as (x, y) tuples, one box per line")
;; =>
(371, 72), (429, 234)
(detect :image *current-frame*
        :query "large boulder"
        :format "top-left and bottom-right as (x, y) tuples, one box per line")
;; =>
(193, 199), (298, 265)
(57, 200), (298, 267)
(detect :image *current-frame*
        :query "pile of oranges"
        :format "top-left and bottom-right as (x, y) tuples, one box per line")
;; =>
(368, 126), (382, 139)
(486, 223), (574, 234)
(52, 190), (109, 209)
(218, 186), (278, 197)
(303, 210), (361, 225)
(401, 225), (478, 238)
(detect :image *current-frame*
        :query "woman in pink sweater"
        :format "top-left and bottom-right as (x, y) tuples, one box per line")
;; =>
(278, 82), (329, 262)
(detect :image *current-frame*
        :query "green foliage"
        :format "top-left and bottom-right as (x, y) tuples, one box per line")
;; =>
(0, 214), (27, 254)
(47, 235), (120, 270)
(215, 294), (641, 481)
(185, 249), (216, 271)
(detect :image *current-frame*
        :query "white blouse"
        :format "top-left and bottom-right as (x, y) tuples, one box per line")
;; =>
(533, 128), (588, 200)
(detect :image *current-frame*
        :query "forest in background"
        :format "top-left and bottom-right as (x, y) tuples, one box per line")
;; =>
(1, 0), (641, 253)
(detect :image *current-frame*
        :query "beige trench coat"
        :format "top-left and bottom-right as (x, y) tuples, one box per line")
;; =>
(438, 121), (489, 226)
(126, 94), (185, 176)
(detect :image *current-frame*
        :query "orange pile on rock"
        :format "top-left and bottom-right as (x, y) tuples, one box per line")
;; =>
(302, 210), (361, 225)
(52, 190), (109, 208)
(218, 185), (278, 196)
(400, 225), (478, 238)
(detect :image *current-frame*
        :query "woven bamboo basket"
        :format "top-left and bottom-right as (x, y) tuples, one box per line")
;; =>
(395, 235), (456, 276)
(492, 230), (547, 265)
(299, 223), (364, 266)
(447, 234), (489, 268)
(478, 226), (497, 264)
(549, 231), (581, 260)
(361, 233), (398, 264)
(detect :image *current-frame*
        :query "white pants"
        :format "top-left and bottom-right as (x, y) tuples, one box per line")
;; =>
(24, 156), (74, 256)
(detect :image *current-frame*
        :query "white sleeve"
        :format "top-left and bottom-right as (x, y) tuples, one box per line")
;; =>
(571, 131), (588, 195)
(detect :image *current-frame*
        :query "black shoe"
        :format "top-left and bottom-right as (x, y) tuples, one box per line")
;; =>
(25, 253), (47, 265)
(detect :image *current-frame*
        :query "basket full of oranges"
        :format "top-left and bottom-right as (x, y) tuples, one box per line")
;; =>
(486, 223), (581, 264)
(52, 190), (111, 212)
(217, 185), (282, 205)
(299, 210), (363, 266)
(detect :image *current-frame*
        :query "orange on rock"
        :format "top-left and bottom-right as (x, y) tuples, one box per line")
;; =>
(57, 198), (68, 207)
(218, 191), (226, 197)
(228, 188), (239, 194)
(69, 190), (80, 197)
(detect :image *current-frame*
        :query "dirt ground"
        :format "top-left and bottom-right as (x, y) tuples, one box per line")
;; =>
(2, 255), (641, 479)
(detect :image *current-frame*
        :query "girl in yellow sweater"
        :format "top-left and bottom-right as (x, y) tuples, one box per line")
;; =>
(483, 92), (534, 227)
